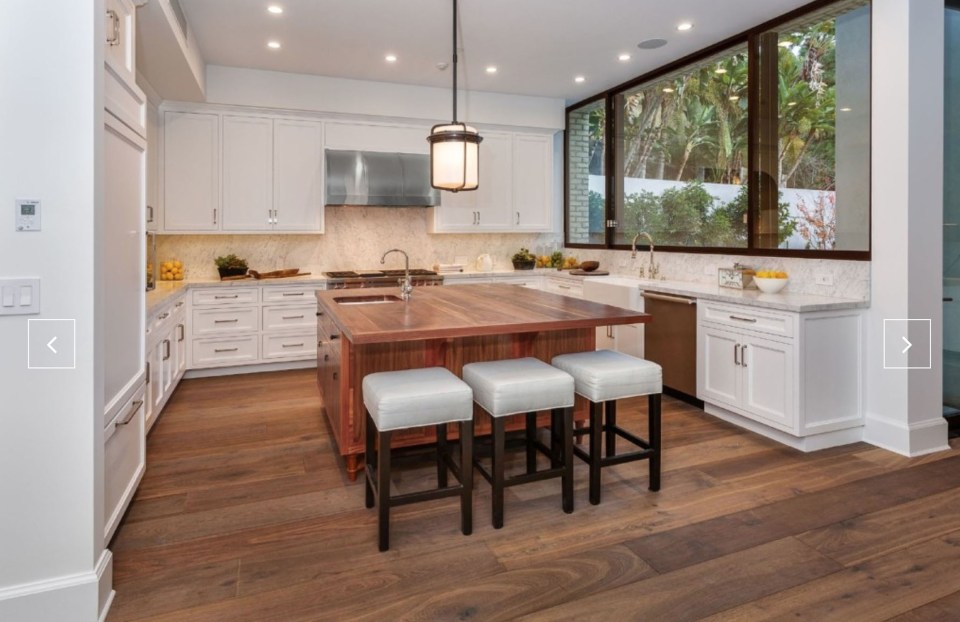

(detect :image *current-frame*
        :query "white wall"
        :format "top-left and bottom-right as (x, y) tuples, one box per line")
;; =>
(0, 1), (107, 620)
(203, 65), (566, 130)
(864, 0), (949, 455)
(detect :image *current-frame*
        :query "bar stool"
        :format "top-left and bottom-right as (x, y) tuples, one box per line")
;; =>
(551, 349), (662, 505)
(363, 367), (474, 551)
(461, 357), (575, 529)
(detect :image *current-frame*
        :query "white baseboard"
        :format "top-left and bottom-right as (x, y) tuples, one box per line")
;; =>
(96, 550), (113, 622)
(862, 412), (951, 457)
(704, 403), (863, 452)
(0, 551), (110, 622)
(184, 359), (315, 379)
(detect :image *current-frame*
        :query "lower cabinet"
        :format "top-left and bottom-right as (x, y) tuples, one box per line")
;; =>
(104, 382), (146, 545)
(581, 279), (645, 358)
(145, 294), (187, 432)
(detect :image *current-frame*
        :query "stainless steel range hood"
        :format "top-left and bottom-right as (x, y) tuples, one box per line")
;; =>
(325, 150), (440, 207)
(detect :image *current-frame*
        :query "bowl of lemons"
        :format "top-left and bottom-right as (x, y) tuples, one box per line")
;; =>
(753, 270), (788, 294)
(160, 260), (185, 281)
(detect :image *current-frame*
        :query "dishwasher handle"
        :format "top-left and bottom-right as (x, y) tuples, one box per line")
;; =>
(641, 292), (697, 305)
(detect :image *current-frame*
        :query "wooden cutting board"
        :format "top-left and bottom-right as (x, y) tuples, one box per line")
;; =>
(568, 269), (610, 276)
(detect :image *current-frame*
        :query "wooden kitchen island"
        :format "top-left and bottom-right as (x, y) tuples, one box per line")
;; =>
(315, 283), (651, 480)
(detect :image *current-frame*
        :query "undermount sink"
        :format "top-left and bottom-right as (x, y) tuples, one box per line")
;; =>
(333, 294), (404, 305)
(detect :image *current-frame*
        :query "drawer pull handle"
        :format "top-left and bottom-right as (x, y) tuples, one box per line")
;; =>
(163, 339), (171, 361)
(116, 400), (143, 427)
(558, 284), (571, 290)
(330, 334), (339, 340)
(177, 324), (185, 342)
(214, 319), (239, 323)
(741, 344), (748, 367)
(734, 344), (740, 366)
(282, 315), (305, 320)
(282, 292), (305, 297)
(324, 354), (330, 361)
(158, 312), (170, 320)
(145, 361), (150, 384)
(282, 343), (305, 348)
(215, 347), (239, 353)
(316, 311), (324, 317)
(642, 292), (696, 305)
(106, 9), (120, 46)
(729, 315), (758, 323)
(175, 301), (184, 308)
(215, 294), (239, 299)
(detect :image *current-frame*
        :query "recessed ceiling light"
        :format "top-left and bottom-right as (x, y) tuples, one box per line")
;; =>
(385, 54), (398, 63)
(778, 40), (793, 48)
(677, 22), (693, 32)
(267, 4), (283, 14)
(267, 40), (281, 49)
(574, 76), (586, 83)
(638, 38), (668, 50)
(662, 87), (675, 93)
(618, 53), (631, 61)
(485, 65), (498, 74)
(839, 107), (853, 112)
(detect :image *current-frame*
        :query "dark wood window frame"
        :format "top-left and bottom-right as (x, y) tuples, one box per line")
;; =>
(564, 0), (871, 261)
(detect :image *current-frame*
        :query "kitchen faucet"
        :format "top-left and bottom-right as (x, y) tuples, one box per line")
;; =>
(631, 231), (659, 279)
(380, 248), (413, 300)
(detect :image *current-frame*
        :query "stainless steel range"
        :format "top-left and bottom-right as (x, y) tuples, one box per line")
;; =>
(323, 269), (444, 289)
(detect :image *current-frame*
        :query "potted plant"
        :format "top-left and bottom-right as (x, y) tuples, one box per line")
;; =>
(511, 247), (536, 270)
(214, 254), (249, 279)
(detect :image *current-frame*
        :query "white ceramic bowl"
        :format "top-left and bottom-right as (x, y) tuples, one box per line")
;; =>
(754, 277), (788, 294)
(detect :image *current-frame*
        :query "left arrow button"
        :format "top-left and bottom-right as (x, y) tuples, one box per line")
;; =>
(46, 336), (58, 353)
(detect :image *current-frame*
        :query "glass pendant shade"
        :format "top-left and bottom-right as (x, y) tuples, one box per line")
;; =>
(428, 123), (482, 191)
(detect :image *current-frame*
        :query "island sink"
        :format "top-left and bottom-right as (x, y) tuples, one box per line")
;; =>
(333, 294), (404, 305)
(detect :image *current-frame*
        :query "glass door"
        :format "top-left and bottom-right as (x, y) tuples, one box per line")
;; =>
(944, 1), (960, 434)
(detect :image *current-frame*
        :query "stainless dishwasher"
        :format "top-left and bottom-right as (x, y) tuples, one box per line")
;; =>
(641, 291), (698, 397)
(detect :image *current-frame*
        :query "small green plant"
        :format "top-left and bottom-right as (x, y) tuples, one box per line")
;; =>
(549, 251), (564, 268)
(214, 254), (248, 270)
(511, 248), (535, 263)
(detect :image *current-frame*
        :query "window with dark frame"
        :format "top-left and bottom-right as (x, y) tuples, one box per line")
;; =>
(565, 0), (871, 259)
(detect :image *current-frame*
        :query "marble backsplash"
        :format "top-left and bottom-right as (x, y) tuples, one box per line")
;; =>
(157, 206), (869, 300)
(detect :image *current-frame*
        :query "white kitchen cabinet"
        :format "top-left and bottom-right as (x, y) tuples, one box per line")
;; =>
(222, 115), (274, 231)
(104, 0), (136, 87)
(145, 103), (159, 231)
(699, 326), (741, 409)
(582, 279), (645, 358)
(476, 133), (513, 229)
(324, 121), (429, 154)
(543, 276), (583, 298)
(163, 111), (220, 231)
(274, 119), (324, 231)
(740, 335), (794, 429)
(145, 295), (186, 432)
(104, 385), (145, 545)
(512, 134), (553, 231)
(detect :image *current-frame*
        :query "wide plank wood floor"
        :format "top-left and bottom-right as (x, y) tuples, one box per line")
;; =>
(108, 369), (960, 622)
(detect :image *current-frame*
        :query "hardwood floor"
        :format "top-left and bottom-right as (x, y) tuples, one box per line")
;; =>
(108, 369), (960, 621)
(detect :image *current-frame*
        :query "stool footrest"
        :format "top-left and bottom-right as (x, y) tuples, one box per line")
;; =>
(599, 449), (655, 467)
(390, 484), (467, 507)
(474, 461), (567, 488)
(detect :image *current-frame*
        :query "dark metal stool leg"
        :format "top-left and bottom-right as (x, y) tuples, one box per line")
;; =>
(588, 400), (603, 505)
(460, 419), (473, 535)
(525, 412), (537, 474)
(491, 416), (506, 529)
(605, 400), (617, 458)
(377, 429), (392, 552)
(550, 408), (562, 468)
(561, 407), (574, 514)
(436, 423), (449, 488)
(648, 393), (662, 492)
(364, 410), (375, 509)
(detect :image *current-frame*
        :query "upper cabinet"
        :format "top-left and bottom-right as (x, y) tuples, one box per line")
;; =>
(222, 115), (273, 231)
(429, 131), (555, 233)
(163, 111), (220, 231)
(273, 119), (324, 232)
(105, 0), (136, 86)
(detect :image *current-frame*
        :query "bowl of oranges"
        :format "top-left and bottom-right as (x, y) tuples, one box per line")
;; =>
(159, 260), (185, 281)
(753, 269), (788, 294)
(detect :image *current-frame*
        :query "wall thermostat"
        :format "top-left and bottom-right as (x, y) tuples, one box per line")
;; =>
(15, 199), (40, 231)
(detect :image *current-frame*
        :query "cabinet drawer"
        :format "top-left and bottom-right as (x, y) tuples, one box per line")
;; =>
(263, 304), (317, 331)
(192, 287), (259, 305)
(192, 306), (259, 336)
(699, 302), (795, 339)
(544, 278), (583, 298)
(192, 336), (259, 367)
(262, 286), (317, 303)
(262, 332), (317, 360)
(104, 384), (145, 544)
(317, 307), (340, 341)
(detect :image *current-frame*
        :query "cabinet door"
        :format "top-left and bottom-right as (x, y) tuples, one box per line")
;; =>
(174, 312), (187, 379)
(222, 116), (273, 231)
(148, 341), (165, 414)
(698, 327), (740, 408)
(104, 0), (135, 84)
(596, 326), (616, 351)
(163, 112), (219, 231)
(146, 103), (159, 231)
(740, 335), (795, 432)
(615, 323), (644, 358)
(433, 187), (478, 231)
(512, 134), (553, 231)
(274, 119), (324, 232)
(476, 132), (513, 229)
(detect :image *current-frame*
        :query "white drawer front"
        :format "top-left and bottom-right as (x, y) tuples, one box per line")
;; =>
(263, 304), (317, 331)
(544, 278), (583, 298)
(104, 385), (145, 544)
(262, 286), (317, 303)
(192, 287), (259, 306)
(192, 306), (259, 336)
(699, 302), (795, 339)
(192, 336), (259, 367)
(262, 332), (317, 360)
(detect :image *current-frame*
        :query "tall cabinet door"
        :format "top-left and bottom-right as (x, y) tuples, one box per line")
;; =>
(512, 134), (553, 231)
(104, 111), (146, 414)
(698, 326), (741, 409)
(163, 111), (220, 231)
(476, 132), (512, 229)
(222, 116), (274, 231)
(274, 119), (324, 232)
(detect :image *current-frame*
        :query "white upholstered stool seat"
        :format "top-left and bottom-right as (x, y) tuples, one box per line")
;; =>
(552, 349), (662, 402)
(461, 357), (576, 529)
(362, 366), (474, 551)
(363, 367), (474, 432)
(550, 349), (663, 505)
(462, 357), (575, 417)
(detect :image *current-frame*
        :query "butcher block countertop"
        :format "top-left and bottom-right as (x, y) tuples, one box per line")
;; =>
(315, 283), (651, 345)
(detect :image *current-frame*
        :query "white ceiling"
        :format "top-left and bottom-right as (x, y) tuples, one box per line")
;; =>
(179, 0), (814, 102)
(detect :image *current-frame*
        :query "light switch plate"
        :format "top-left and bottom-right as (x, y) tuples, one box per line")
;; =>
(0, 278), (40, 315)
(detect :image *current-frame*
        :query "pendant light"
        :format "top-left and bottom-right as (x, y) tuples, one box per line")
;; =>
(428, 0), (482, 192)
